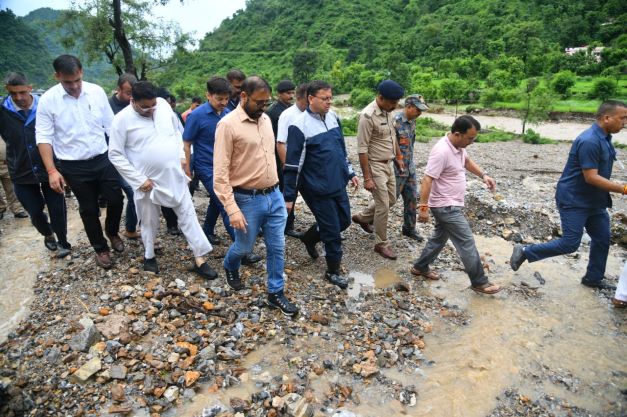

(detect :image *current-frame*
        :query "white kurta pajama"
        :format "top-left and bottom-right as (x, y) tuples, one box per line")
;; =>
(108, 98), (212, 259)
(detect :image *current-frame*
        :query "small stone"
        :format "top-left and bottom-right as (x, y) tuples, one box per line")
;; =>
(272, 396), (285, 408)
(168, 352), (180, 363)
(108, 404), (133, 414)
(111, 383), (126, 402)
(99, 307), (110, 316)
(163, 386), (179, 402)
(310, 314), (330, 325)
(70, 323), (101, 352)
(110, 365), (128, 380)
(176, 341), (198, 356)
(185, 370), (200, 387)
(129, 267), (140, 274)
(71, 357), (102, 382)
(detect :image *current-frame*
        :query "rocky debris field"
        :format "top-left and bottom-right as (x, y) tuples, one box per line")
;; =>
(0, 139), (625, 417)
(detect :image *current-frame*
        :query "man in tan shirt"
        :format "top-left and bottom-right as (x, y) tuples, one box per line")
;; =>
(214, 76), (299, 317)
(353, 80), (405, 260)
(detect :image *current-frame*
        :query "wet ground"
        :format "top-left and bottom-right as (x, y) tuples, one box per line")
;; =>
(0, 136), (625, 417)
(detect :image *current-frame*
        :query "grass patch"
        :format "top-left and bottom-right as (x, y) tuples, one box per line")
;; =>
(476, 130), (518, 142)
(522, 129), (557, 144)
(415, 117), (448, 142)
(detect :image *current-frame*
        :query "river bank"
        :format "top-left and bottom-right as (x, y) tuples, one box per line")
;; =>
(0, 138), (625, 417)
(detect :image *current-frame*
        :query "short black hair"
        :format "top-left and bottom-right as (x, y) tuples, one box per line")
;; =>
(596, 100), (627, 119)
(226, 69), (246, 82)
(295, 82), (309, 100)
(451, 115), (481, 134)
(191, 96), (202, 104)
(132, 81), (157, 101)
(206, 76), (231, 95)
(53, 55), (82, 75)
(117, 73), (137, 88)
(307, 80), (332, 98)
(5, 72), (29, 86)
(241, 76), (272, 96)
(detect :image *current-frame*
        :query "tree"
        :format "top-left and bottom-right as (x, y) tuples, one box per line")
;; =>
(292, 49), (318, 84)
(520, 79), (554, 134)
(550, 71), (576, 97)
(59, 0), (190, 79)
(439, 78), (469, 116)
(589, 78), (617, 101)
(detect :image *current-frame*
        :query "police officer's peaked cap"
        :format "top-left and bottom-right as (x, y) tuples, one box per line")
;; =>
(276, 80), (296, 93)
(377, 80), (404, 100)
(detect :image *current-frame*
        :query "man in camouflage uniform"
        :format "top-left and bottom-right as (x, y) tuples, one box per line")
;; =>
(394, 94), (429, 242)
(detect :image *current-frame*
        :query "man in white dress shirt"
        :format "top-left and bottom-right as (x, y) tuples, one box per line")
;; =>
(108, 81), (218, 278)
(36, 55), (124, 269)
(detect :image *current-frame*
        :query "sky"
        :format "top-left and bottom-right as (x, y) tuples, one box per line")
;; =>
(0, 0), (247, 42)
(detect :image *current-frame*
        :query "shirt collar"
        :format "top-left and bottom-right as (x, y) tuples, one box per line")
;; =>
(445, 134), (462, 154)
(591, 122), (612, 142)
(236, 103), (259, 123)
(305, 107), (326, 121)
(373, 100), (385, 116)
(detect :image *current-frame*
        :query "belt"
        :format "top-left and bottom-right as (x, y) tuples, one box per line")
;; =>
(371, 159), (393, 163)
(233, 183), (279, 196)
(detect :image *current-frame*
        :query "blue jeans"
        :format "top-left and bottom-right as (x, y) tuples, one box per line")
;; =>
(525, 207), (609, 283)
(13, 182), (68, 243)
(223, 188), (287, 294)
(198, 173), (235, 240)
(119, 177), (137, 232)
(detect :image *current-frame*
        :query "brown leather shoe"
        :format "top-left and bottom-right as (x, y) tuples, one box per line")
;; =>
(107, 234), (125, 253)
(410, 266), (440, 280)
(352, 214), (373, 233)
(122, 230), (141, 240)
(374, 243), (397, 260)
(95, 251), (112, 269)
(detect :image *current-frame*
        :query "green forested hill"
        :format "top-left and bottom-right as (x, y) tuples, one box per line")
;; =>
(1, 8), (115, 89)
(155, 0), (626, 100)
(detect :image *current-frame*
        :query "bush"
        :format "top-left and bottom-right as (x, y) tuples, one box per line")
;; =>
(589, 78), (617, 101)
(481, 88), (501, 107)
(341, 116), (358, 136)
(475, 130), (517, 143)
(349, 88), (373, 109)
(522, 129), (556, 144)
(551, 71), (576, 97)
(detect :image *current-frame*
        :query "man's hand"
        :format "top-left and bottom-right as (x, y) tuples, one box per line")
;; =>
(139, 179), (154, 193)
(395, 159), (405, 173)
(229, 211), (248, 231)
(350, 176), (359, 190)
(483, 175), (496, 192)
(182, 160), (191, 179)
(285, 201), (294, 213)
(48, 170), (66, 194)
(418, 206), (430, 223)
(364, 178), (377, 192)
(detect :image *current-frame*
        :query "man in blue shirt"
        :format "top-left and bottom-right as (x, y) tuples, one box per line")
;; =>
(510, 100), (627, 290)
(184, 76), (261, 266)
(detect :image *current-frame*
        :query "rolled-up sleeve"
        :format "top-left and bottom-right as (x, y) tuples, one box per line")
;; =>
(356, 113), (372, 154)
(35, 95), (55, 145)
(213, 121), (238, 216)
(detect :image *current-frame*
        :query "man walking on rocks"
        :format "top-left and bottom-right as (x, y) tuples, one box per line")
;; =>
(108, 81), (217, 278)
(394, 94), (429, 243)
(183, 76), (262, 265)
(411, 115), (501, 295)
(510, 100), (627, 290)
(36, 55), (124, 269)
(0, 72), (69, 256)
(214, 76), (299, 317)
(226, 69), (246, 112)
(352, 80), (405, 260)
(283, 80), (359, 289)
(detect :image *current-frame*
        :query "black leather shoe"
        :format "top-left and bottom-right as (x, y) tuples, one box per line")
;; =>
(167, 227), (181, 236)
(0, 208), (5, 220)
(57, 241), (71, 258)
(206, 234), (221, 245)
(144, 257), (159, 274)
(325, 271), (348, 289)
(14, 211), (28, 219)
(44, 235), (57, 251)
(241, 253), (262, 266)
(581, 279), (616, 291)
(224, 267), (244, 290)
(267, 290), (299, 317)
(285, 229), (305, 239)
(193, 262), (218, 280)
(510, 244), (526, 271)
(402, 229), (424, 242)
(300, 235), (319, 259)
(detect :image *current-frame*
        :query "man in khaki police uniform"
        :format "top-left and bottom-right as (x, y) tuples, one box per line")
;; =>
(353, 80), (404, 260)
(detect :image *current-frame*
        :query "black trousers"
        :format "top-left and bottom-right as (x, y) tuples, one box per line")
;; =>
(13, 182), (68, 243)
(58, 153), (123, 253)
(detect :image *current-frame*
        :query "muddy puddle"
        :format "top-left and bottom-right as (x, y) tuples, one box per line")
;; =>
(173, 236), (625, 417)
(0, 201), (84, 343)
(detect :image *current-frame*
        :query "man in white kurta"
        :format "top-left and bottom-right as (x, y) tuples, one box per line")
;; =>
(108, 81), (217, 278)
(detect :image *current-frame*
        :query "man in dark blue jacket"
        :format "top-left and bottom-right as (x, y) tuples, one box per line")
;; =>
(283, 80), (359, 289)
(0, 72), (70, 256)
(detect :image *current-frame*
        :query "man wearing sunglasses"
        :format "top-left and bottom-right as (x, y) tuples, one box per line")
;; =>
(214, 76), (299, 317)
(108, 81), (217, 279)
(36, 55), (123, 269)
